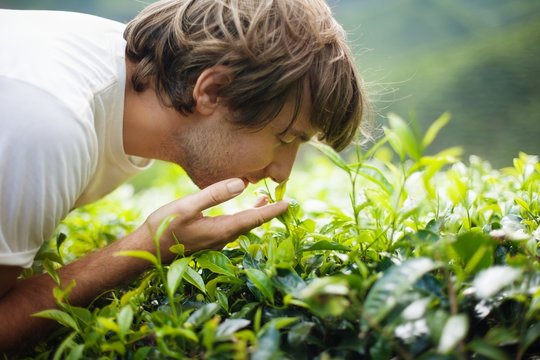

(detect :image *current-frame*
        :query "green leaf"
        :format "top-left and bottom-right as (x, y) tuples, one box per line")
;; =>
(467, 340), (510, 360)
(133, 347), (153, 360)
(117, 306), (134, 339)
(353, 164), (394, 195)
(114, 250), (158, 266)
(301, 240), (351, 252)
(70, 306), (92, 326)
(523, 322), (540, 353)
(101, 341), (125, 355)
(452, 232), (496, 274)
(422, 112), (451, 149)
(370, 335), (392, 360)
(156, 325), (199, 343)
(216, 290), (229, 312)
(245, 268), (274, 304)
(206, 275), (244, 300)
(276, 236), (295, 265)
(287, 321), (314, 346)
(383, 126), (405, 161)
(260, 317), (299, 334)
(252, 325), (280, 360)
(43, 258), (61, 285)
(183, 266), (206, 293)
(55, 232), (67, 264)
(438, 314), (469, 354)
(169, 244), (185, 256)
(98, 317), (120, 333)
(363, 258), (440, 325)
(154, 214), (178, 244)
(187, 303), (220, 327)
(167, 257), (191, 296)
(309, 141), (350, 174)
(66, 344), (84, 360)
(33, 309), (80, 332)
(215, 319), (251, 341)
(197, 251), (235, 276)
(274, 179), (288, 201)
(472, 266), (521, 299)
(388, 113), (421, 160)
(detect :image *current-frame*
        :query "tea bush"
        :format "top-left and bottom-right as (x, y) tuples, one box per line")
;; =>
(14, 113), (539, 359)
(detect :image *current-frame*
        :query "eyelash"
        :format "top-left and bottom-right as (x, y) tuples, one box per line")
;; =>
(279, 136), (294, 145)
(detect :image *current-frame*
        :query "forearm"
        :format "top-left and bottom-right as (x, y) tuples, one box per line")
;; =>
(0, 226), (154, 352)
(0, 178), (288, 352)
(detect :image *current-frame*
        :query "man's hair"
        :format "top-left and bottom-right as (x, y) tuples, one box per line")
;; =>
(124, 0), (365, 151)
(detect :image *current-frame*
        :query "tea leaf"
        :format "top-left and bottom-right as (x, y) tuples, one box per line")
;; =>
(287, 321), (314, 346)
(197, 251), (235, 276)
(363, 257), (440, 325)
(467, 340), (510, 360)
(276, 236), (295, 264)
(473, 266), (521, 299)
(167, 257), (191, 296)
(309, 141), (350, 174)
(33, 309), (80, 332)
(183, 266), (206, 293)
(354, 164), (393, 195)
(253, 325), (280, 360)
(187, 303), (220, 327)
(422, 112), (451, 149)
(114, 250), (158, 266)
(154, 214), (177, 244)
(275, 179), (288, 201)
(117, 306), (134, 339)
(523, 322), (540, 353)
(215, 319), (251, 341)
(438, 314), (469, 353)
(245, 268), (274, 304)
(452, 232), (496, 274)
(301, 240), (351, 252)
(216, 290), (229, 312)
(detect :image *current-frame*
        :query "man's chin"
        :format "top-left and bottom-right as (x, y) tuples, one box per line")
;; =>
(187, 174), (230, 190)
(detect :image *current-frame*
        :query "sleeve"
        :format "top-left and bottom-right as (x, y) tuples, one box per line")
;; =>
(0, 77), (94, 268)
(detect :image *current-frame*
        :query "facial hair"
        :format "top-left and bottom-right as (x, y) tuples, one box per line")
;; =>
(167, 122), (236, 189)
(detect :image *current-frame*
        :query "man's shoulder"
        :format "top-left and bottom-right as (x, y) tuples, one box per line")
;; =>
(0, 9), (126, 119)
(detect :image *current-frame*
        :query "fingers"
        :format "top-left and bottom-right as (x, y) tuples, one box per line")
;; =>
(253, 195), (269, 208)
(220, 200), (289, 237)
(182, 178), (246, 216)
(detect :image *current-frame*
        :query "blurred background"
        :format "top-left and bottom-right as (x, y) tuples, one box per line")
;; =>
(2, 0), (538, 168)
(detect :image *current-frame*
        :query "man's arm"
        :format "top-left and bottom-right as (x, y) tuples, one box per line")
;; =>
(0, 178), (288, 352)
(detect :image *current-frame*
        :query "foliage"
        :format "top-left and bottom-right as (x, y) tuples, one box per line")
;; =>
(13, 113), (540, 359)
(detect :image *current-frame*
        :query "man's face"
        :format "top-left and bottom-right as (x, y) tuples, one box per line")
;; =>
(165, 96), (315, 189)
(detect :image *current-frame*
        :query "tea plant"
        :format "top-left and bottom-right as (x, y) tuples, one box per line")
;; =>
(11, 113), (539, 359)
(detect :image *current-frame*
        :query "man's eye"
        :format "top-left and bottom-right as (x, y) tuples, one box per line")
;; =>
(279, 136), (295, 145)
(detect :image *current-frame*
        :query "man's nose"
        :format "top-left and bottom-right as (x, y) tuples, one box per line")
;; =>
(266, 145), (299, 184)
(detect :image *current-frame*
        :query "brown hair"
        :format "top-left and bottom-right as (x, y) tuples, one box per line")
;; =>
(124, 0), (365, 151)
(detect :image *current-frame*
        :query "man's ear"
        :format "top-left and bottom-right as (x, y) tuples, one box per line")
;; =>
(192, 66), (231, 115)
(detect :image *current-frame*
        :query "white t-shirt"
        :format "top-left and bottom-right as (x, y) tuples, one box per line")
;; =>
(0, 10), (152, 268)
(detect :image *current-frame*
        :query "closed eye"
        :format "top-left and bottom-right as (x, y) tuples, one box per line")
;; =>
(278, 135), (296, 145)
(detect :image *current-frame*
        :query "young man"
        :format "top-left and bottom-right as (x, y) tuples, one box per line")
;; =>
(0, 0), (364, 350)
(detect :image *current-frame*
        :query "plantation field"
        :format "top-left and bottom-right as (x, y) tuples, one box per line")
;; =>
(15, 114), (540, 359)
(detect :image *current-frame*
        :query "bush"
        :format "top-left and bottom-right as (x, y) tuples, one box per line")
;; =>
(17, 113), (539, 359)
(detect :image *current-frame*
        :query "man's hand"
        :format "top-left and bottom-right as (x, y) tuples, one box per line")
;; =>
(143, 178), (289, 261)
(0, 178), (287, 352)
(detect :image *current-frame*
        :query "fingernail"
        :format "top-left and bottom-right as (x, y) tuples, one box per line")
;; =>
(227, 179), (245, 195)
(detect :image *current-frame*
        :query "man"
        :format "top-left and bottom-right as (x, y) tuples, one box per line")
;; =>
(0, 0), (364, 350)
